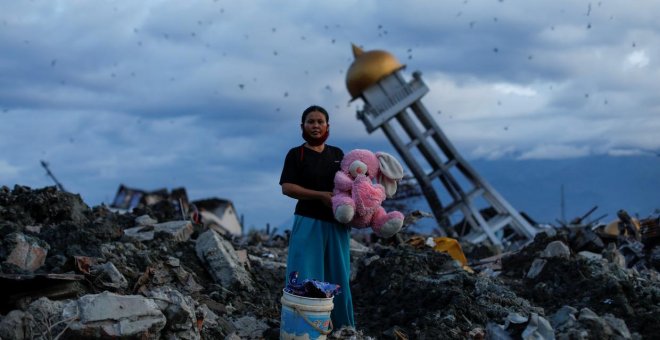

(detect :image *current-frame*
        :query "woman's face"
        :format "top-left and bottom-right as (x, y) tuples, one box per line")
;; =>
(302, 111), (328, 138)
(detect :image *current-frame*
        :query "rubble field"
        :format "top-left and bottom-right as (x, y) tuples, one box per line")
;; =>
(0, 185), (658, 339)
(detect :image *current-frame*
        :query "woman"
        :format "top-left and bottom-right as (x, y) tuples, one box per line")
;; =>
(279, 105), (355, 329)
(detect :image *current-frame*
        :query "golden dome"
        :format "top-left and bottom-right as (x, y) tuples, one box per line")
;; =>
(345, 44), (405, 99)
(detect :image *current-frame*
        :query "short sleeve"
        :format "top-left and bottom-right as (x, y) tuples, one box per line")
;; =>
(279, 148), (300, 185)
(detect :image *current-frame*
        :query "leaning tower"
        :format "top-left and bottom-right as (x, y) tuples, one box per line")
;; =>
(345, 44), (537, 248)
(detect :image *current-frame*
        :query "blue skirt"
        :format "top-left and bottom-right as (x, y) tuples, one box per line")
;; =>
(285, 214), (355, 328)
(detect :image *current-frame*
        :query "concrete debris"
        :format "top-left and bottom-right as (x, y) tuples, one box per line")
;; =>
(147, 287), (200, 339)
(60, 291), (167, 338)
(90, 262), (128, 290)
(540, 240), (571, 259)
(521, 313), (554, 340)
(2, 232), (50, 272)
(124, 220), (193, 243)
(195, 229), (254, 292)
(1, 185), (659, 339)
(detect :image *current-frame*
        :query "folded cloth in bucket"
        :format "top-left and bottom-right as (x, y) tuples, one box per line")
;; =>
(284, 271), (342, 298)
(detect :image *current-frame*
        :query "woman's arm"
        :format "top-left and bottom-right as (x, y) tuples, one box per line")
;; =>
(281, 183), (333, 207)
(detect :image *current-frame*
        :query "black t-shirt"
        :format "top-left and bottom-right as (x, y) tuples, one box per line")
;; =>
(279, 144), (344, 222)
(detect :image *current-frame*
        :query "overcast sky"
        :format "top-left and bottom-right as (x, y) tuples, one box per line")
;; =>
(1, 1), (659, 229)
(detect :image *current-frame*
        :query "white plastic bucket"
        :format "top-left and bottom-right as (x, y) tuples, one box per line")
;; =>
(280, 289), (334, 339)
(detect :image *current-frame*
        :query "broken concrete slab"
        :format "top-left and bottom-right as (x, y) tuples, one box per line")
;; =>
(155, 220), (194, 242)
(147, 287), (200, 340)
(2, 232), (50, 272)
(135, 214), (158, 226)
(124, 220), (193, 243)
(61, 291), (166, 339)
(230, 315), (269, 339)
(247, 254), (286, 270)
(526, 258), (547, 280)
(195, 230), (254, 291)
(577, 250), (603, 262)
(540, 240), (570, 259)
(521, 313), (554, 340)
(90, 262), (128, 290)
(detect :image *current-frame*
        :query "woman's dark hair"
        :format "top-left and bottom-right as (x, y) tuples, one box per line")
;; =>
(301, 105), (329, 124)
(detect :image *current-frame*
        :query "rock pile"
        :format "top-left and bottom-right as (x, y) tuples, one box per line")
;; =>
(0, 185), (658, 339)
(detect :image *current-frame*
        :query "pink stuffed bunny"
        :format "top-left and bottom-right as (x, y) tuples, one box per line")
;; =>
(332, 149), (405, 238)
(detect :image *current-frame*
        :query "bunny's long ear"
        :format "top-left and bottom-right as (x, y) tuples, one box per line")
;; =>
(376, 152), (404, 198)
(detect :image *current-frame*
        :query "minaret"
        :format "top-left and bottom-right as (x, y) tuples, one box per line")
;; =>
(345, 44), (537, 248)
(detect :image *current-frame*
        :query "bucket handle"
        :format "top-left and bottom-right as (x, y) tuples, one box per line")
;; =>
(293, 306), (333, 335)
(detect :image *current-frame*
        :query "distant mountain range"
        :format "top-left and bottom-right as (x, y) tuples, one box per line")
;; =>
(398, 155), (660, 233)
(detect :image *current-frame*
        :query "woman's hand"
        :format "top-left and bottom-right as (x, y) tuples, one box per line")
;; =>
(320, 191), (333, 207)
(282, 183), (334, 207)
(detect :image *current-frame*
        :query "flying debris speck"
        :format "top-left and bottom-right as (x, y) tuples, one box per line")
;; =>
(325, 85), (332, 92)
(493, 47), (499, 53)
(331, 39), (336, 44)
(587, 23), (592, 29)
(284, 92), (288, 97)
(50, 59), (57, 67)
(238, 84), (244, 89)
(273, 51), (278, 56)
(272, 28), (276, 32)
